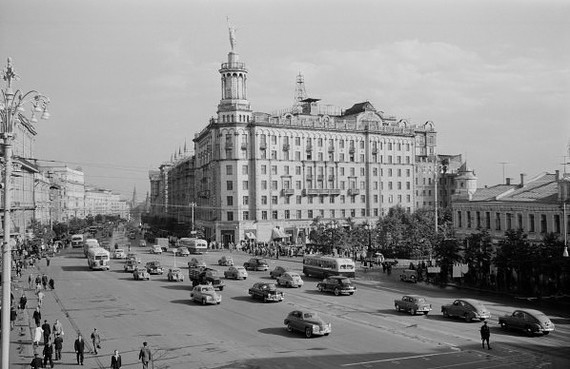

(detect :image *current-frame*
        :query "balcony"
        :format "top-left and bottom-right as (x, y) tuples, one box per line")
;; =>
(306, 145), (313, 152)
(260, 142), (267, 150)
(241, 143), (248, 150)
(328, 175), (335, 181)
(348, 146), (355, 154)
(317, 174), (324, 181)
(328, 146), (335, 153)
(306, 175), (313, 181)
(281, 189), (295, 196)
(282, 143), (290, 151)
(328, 188), (341, 196)
(225, 142), (234, 150)
(348, 189), (360, 196)
(372, 147), (378, 154)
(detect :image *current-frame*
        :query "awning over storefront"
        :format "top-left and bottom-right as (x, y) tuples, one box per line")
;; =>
(271, 228), (288, 240)
(245, 232), (256, 240)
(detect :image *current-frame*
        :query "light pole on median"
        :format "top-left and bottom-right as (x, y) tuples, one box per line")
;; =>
(0, 57), (50, 369)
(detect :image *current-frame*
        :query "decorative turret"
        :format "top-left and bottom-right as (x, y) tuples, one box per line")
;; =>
(217, 19), (251, 123)
(454, 162), (478, 200)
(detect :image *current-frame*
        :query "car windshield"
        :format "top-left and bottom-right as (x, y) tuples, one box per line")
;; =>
(290, 273), (300, 278)
(236, 267), (245, 271)
(201, 286), (214, 292)
(303, 313), (315, 319)
(171, 269), (180, 273)
(416, 298), (426, 303)
(339, 279), (351, 285)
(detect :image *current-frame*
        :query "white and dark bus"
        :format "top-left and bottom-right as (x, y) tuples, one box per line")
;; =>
(302, 255), (356, 278)
(179, 238), (208, 254)
(87, 247), (110, 270)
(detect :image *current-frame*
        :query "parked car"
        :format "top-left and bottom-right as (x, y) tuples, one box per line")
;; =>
(400, 269), (418, 283)
(124, 259), (137, 272)
(126, 253), (139, 263)
(190, 284), (221, 305)
(499, 309), (555, 336)
(188, 257), (207, 269)
(151, 245), (162, 254)
(224, 266), (248, 280)
(113, 249), (126, 259)
(441, 299), (491, 322)
(218, 255), (234, 266)
(248, 282), (284, 302)
(139, 240), (147, 247)
(167, 268), (184, 282)
(277, 272), (304, 288)
(177, 247), (190, 257)
(133, 267), (150, 280)
(269, 266), (288, 278)
(284, 310), (331, 338)
(145, 261), (164, 275)
(317, 276), (357, 296)
(243, 258), (269, 271)
(394, 295), (432, 315)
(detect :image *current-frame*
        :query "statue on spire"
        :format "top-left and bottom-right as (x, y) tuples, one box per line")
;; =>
(227, 16), (237, 52)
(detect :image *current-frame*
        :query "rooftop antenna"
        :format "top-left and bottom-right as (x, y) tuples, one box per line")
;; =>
(563, 139), (570, 175)
(292, 72), (308, 113)
(498, 161), (511, 184)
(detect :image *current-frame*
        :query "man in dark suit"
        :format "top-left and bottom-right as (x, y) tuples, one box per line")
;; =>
(41, 320), (51, 344)
(111, 349), (122, 369)
(74, 333), (85, 365)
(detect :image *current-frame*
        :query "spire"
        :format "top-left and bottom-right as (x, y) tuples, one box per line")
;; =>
(227, 16), (237, 52)
(184, 140), (187, 153)
(131, 186), (137, 206)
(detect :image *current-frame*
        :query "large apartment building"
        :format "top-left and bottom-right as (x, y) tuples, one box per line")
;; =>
(148, 32), (462, 245)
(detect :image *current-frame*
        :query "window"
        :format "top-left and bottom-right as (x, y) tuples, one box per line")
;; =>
(397, 169), (402, 177)
(476, 212), (481, 228)
(340, 195), (345, 203)
(554, 214), (560, 233)
(517, 213), (523, 230)
(271, 181), (278, 190)
(284, 166), (290, 175)
(242, 165), (248, 175)
(261, 196), (267, 205)
(467, 211), (472, 228)
(261, 180), (267, 190)
(360, 195), (365, 203)
(243, 211), (249, 220)
(388, 169), (393, 176)
(226, 181), (233, 191)
(271, 165), (277, 175)
(341, 209), (346, 217)
(374, 195), (378, 203)
(495, 213), (501, 231)
(360, 168), (365, 176)
(243, 196), (249, 205)
(296, 166), (301, 175)
(406, 169), (411, 177)
(242, 181), (248, 190)
(373, 168), (378, 176)
(319, 196), (324, 204)
(331, 209), (335, 218)
(361, 209), (366, 216)
(272, 211), (278, 220)
(261, 211), (268, 220)
(226, 165), (233, 175)
(296, 210), (302, 219)
(296, 195), (302, 204)
(540, 214), (547, 233)
(284, 196), (290, 204)
(227, 196), (233, 206)
(506, 213), (512, 230)
(261, 165), (267, 175)
(295, 137), (300, 145)
(295, 151), (301, 160)
(529, 214), (535, 232)
(271, 150), (277, 159)
(308, 197), (313, 204)
(296, 180), (301, 189)
(271, 196), (278, 205)
(227, 211), (234, 221)
(308, 210), (313, 219)
(458, 211), (462, 228)
(284, 210), (290, 219)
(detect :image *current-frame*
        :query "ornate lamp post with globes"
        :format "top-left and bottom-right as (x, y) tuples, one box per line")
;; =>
(0, 57), (50, 369)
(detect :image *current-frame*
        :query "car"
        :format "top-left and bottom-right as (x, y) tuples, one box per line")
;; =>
(170, 248), (178, 255)
(177, 247), (190, 257)
(269, 266), (288, 279)
(139, 240), (147, 247)
(243, 258), (269, 271)
(394, 295), (432, 315)
(190, 284), (222, 305)
(126, 253), (139, 262)
(167, 268), (184, 282)
(218, 255), (234, 266)
(317, 276), (357, 296)
(441, 299), (491, 322)
(124, 259), (138, 272)
(224, 266), (248, 280)
(188, 257), (207, 269)
(248, 282), (284, 302)
(277, 272), (304, 288)
(113, 249), (126, 259)
(145, 261), (164, 275)
(284, 310), (331, 338)
(133, 267), (150, 280)
(499, 309), (555, 336)
(151, 245), (162, 254)
(400, 269), (418, 283)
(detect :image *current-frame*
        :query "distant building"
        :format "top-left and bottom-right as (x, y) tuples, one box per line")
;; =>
(85, 187), (129, 219)
(452, 170), (570, 243)
(41, 166), (86, 221)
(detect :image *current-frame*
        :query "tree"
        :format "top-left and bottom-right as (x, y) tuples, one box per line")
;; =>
(494, 229), (532, 294)
(433, 238), (463, 284)
(463, 229), (493, 287)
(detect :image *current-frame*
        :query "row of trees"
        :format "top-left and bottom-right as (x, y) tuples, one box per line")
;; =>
(309, 206), (569, 295)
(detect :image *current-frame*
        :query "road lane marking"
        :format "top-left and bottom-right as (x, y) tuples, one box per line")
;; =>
(342, 350), (461, 366)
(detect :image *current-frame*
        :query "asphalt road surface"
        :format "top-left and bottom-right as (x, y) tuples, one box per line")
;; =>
(44, 244), (570, 369)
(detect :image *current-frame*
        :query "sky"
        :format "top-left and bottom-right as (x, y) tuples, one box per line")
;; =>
(1, 0), (569, 200)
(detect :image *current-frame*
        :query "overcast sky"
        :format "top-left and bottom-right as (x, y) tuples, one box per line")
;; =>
(1, 0), (569, 200)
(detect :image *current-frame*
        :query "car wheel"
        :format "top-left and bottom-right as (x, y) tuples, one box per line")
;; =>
(543, 331), (549, 336)
(263, 296), (268, 303)
(305, 328), (313, 338)
(334, 288), (340, 296)
(202, 298), (206, 305)
(464, 314), (471, 322)
(410, 308), (416, 316)
(442, 309), (449, 318)
(286, 323), (293, 332)
(318, 285), (324, 292)
(218, 286), (224, 291)
(423, 311), (429, 315)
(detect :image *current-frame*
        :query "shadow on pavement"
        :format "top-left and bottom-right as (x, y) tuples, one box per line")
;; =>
(231, 295), (264, 303)
(161, 284), (190, 291)
(258, 327), (301, 338)
(60, 266), (89, 272)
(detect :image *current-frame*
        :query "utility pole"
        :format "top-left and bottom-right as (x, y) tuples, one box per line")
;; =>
(190, 202), (196, 236)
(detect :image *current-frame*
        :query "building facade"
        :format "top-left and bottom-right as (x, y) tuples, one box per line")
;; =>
(149, 33), (457, 245)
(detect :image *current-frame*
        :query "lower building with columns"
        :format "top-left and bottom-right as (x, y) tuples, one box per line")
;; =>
(147, 31), (462, 246)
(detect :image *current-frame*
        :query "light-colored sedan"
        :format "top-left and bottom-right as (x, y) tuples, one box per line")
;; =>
(151, 245), (162, 254)
(177, 247), (190, 257)
(277, 272), (304, 288)
(224, 266), (248, 280)
(218, 255), (234, 266)
(113, 249), (126, 259)
(190, 284), (222, 305)
(133, 267), (150, 280)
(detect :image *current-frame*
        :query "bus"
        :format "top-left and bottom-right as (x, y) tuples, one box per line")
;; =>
(302, 255), (356, 279)
(87, 247), (110, 270)
(83, 238), (100, 257)
(179, 238), (207, 254)
(71, 234), (84, 248)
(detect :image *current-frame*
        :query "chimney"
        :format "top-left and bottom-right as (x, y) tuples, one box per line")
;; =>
(520, 173), (526, 187)
(506, 178), (511, 185)
(555, 170), (559, 181)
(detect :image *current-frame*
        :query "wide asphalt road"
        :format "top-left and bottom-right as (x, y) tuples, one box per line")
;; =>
(44, 245), (569, 369)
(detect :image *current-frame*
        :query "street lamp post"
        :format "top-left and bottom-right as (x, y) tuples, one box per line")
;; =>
(0, 58), (50, 369)
(564, 202), (569, 258)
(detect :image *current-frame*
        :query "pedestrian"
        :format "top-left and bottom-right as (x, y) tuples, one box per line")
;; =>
(90, 328), (101, 354)
(110, 349), (122, 369)
(43, 340), (54, 368)
(48, 278), (55, 290)
(28, 273), (34, 289)
(46, 256), (51, 267)
(74, 333), (85, 365)
(30, 353), (43, 369)
(42, 274), (48, 290)
(52, 319), (63, 337)
(35, 275), (41, 287)
(37, 290), (45, 307)
(138, 341), (152, 369)
(33, 325), (43, 346)
(42, 320), (52, 345)
(10, 307), (17, 330)
(54, 333), (63, 361)
(33, 307), (42, 327)
(480, 321), (491, 349)
(19, 292), (27, 310)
